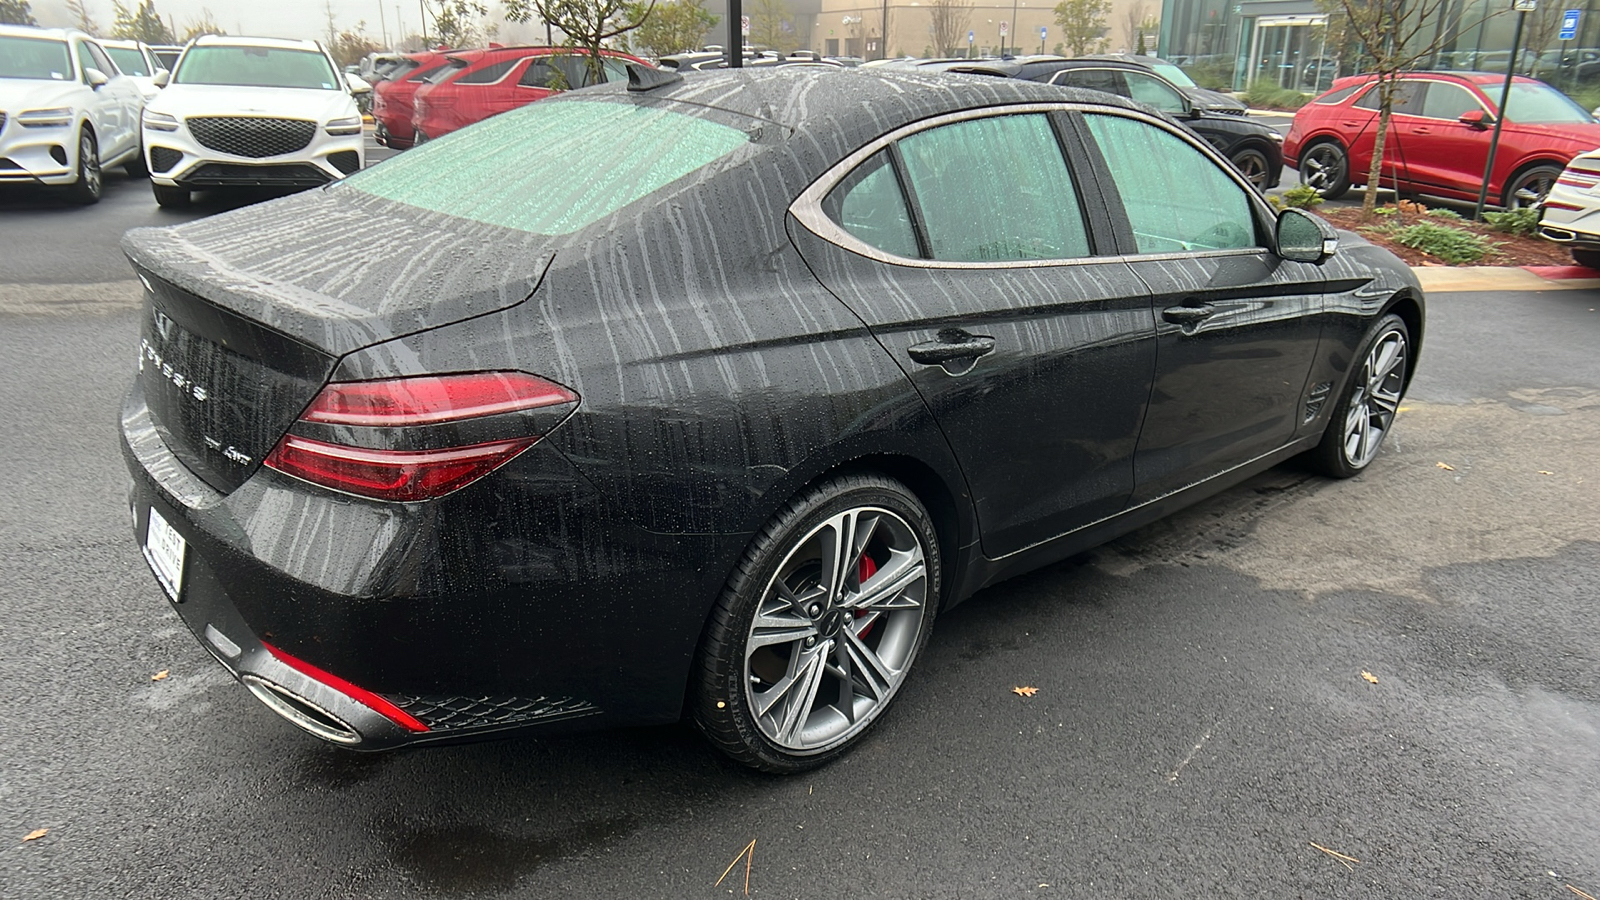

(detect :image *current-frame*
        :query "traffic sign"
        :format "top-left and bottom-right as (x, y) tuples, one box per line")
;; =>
(1040, 26), (1047, 39)
(968, 30), (975, 44)
(1513, 0), (1537, 11)
(999, 20), (1008, 36)
(1561, 8), (1580, 39)
(741, 15), (750, 35)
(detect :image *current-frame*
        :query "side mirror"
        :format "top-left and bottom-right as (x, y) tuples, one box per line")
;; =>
(1277, 207), (1339, 264)
(1459, 109), (1493, 129)
(85, 67), (109, 89)
(345, 72), (372, 95)
(152, 70), (169, 87)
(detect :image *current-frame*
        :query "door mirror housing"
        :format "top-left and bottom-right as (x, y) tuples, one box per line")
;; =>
(1277, 207), (1339, 264)
(1459, 108), (1493, 129)
(152, 69), (169, 87)
(345, 72), (372, 95)
(84, 67), (109, 89)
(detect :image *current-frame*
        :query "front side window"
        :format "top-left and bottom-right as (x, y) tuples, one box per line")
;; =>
(1500, 81), (1594, 123)
(898, 113), (1091, 262)
(1419, 82), (1484, 120)
(455, 59), (518, 84)
(174, 46), (340, 90)
(84, 42), (118, 77)
(821, 150), (919, 259)
(1085, 113), (1260, 254)
(105, 46), (151, 76)
(1124, 71), (1187, 113)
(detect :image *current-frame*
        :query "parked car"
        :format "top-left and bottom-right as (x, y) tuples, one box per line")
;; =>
(121, 66), (1422, 772)
(942, 57), (1284, 190)
(1086, 53), (1249, 114)
(409, 46), (648, 143)
(1287, 71), (1600, 209)
(0, 24), (146, 204)
(1536, 150), (1600, 266)
(98, 38), (167, 100)
(370, 51), (451, 149)
(148, 43), (184, 72)
(140, 34), (368, 208)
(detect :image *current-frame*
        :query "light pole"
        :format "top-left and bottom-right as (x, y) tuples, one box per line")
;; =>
(1475, 0), (1532, 220)
(881, 0), (889, 60)
(1007, 0), (1018, 55)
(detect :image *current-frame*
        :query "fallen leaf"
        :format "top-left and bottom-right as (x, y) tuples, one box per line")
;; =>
(1361, 671), (1379, 684)
(1012, 686), (1039, 697)
(1436, 462), (1455, 471)
(1539, 471), (1555, 476)
(151, 670), (169, 682)
(22, 829), (47, 842)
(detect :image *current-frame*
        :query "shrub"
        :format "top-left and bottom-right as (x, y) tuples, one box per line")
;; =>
(1482, 207), (1541, 236)
(1424, 206), (1465, 221)
(1381, 222), (1497, 264)
(1276, 184), (1324, 209)
(1242, 82), (1310, 110)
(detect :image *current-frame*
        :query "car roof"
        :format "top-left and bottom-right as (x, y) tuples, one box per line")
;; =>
(0, 24), (86, 41)
(190, 34), (324, 51)
(1330, 70), (1543, 90)
(98, 38), (149, 49)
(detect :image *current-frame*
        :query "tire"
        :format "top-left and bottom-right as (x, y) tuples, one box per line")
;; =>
(1230, 146), (1273, 192)
(124, 147), (148, 178)
(1309, 313), (1410, 478)
(152, 183), (191, 208)
(1502, 164), (1562, 210)
(1571, 248), (1600, 269)
(1298, 140), (1350, 200)
(693, 473), (941, 773)
(63, 128), (102, 205)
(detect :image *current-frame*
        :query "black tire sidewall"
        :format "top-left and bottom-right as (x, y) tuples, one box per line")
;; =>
(1311, 312), (1410, 478)
(1503, 164), (1562, 210)
(694, 474), (941, 773)
(1302, 140), (1351, 200)
(1232, 147), (1270, 188)
(66, 129), (101, 204)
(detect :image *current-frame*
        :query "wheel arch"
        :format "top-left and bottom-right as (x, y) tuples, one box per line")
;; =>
(1500, 157), (1566, 207)
(1293, 131), (1346, 167)
(1380, 289), (1425, 388)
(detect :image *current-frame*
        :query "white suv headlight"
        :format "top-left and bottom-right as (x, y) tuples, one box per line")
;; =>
(18, 107), (74, 128)
(143, 110), (180, 132)
(325, 116), (363, 136)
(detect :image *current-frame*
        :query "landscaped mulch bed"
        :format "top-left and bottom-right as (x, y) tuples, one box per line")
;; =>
(1315, 205), (1576, 268)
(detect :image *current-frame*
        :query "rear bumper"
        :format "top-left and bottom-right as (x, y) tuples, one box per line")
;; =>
(120, 379), (726, 750)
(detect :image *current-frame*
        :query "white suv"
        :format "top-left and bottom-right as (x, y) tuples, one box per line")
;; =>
(98, 39), (168, 101)
(142, 35), (366, 208)
(0, 24), (145, 204)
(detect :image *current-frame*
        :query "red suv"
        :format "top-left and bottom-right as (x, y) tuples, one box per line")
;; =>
(411, 46), (650, 143)
(371, 51), (451, 149)
(1284, 72), (1600, 209)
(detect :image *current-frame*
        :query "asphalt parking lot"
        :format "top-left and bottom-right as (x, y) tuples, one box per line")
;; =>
(1, 124), (1597, 898)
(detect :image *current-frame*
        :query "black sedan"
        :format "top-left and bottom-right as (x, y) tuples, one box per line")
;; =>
(121, 66), (1422, 773)
(942, 57), (1285, 191)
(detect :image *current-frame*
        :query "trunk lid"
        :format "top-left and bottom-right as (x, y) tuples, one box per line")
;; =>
(124, 188), (556, 494)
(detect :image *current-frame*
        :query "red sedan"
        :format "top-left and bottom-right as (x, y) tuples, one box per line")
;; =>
(1284, 71), (1600, 209)
(411, 46), (650, 143)
(371, 51), (452, 149)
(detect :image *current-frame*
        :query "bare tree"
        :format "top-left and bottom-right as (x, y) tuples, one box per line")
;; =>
(504, 0), (655, 81)
(1521, 4), (1564, 78)
(1121, 1), (1143, 52)
(1324, 0), (1505, 217)
(180, 7), (224, 40)
(748, 0), (793, 51)
(66, 0), (99, 33)
(929, 0), (972, 56)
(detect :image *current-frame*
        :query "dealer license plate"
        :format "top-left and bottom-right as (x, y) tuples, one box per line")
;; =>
(143, 507), (186, 601)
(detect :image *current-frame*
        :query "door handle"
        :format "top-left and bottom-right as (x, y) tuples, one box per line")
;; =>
(1412, 127), (1432, 135)
(1162, 303), (1217, 325)
(907, 330), (996, 365)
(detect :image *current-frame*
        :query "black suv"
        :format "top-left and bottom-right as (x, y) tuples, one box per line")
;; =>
(1085, 53), (1250, 115)
(946, 57), (1283, 191)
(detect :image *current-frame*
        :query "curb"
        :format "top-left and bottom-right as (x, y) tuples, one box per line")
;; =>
(1410, 265), (1600, 292)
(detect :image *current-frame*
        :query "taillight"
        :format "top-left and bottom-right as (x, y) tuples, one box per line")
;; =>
(264, 371), (578, 501)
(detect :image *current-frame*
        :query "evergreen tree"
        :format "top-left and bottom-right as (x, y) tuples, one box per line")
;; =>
(111, 0), (175, 43)
(0, 0), (38, 26)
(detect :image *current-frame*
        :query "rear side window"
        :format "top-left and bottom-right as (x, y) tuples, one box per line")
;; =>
(1054, 68), (1125, 97)
(1313, 84), (1362, 104)
(406, 62), (447, 82)
(342, 100), (749, 235)
(898, 113), (1091, 262)
(518, 59), (554, 87)
(1355, 80), (1425, 114)
(1124, 71), (1186, 113)
(456, 59), (517, 84)
(822, 150), (919, 259)
(1085, 113), (1259, 253)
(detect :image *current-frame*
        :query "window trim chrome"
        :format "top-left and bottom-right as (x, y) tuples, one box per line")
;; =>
(789, 101), (1280, 270)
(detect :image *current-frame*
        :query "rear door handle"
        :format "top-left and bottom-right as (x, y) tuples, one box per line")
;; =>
(907, 331), (996, 365)
(1162, 303), (1217, 325)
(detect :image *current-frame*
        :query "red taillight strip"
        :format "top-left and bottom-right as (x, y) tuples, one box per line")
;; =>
(1544, 200), (1585, 211)
(261, 641), (429, 733)
(300, 372), (577, 428)
(1557, 177), (1598, 188)
(264, 435), (536, 501)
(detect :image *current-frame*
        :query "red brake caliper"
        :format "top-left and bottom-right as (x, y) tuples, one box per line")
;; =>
(854, 554), (879, 640)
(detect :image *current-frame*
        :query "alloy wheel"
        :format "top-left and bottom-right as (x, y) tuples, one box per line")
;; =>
(1301, 143), (1346, 195)
(743, 505), (930, 752)
(1233, 149), (1270, 191)
(1507, 167), (1559, 210)
(1340, 327), (1408, 469)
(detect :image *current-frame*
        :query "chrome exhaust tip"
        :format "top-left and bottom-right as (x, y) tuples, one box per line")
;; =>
(1540, 226), (1577, 243)
(243, 676), (362, 745)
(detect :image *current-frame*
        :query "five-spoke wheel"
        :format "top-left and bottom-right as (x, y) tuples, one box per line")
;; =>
(1299, 140), (1351, 200)
(695, 475), (939, 772)
(1503, 164), (1561, 211)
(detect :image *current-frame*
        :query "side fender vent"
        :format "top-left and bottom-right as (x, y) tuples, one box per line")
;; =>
(1304, 381), (1334, 423)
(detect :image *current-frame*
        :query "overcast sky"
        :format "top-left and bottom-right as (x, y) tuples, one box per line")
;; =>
(32, 0), (542, 45)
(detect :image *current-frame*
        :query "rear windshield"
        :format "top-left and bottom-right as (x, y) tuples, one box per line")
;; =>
(175, 45), (339, 89)
(105, 46), (152, 76)
(341, 99), (750, 235)
(0, 35), (72, 80)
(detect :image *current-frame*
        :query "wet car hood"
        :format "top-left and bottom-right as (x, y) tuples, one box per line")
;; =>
(122, 186), (554, 356)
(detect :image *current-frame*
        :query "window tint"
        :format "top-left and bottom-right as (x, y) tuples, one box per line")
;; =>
(602, 57), (630, 82)
(1055, 68), (1125, 97)
(456, 58), (517, 84)
(85, 42), (117, 76)
(1419, 82), (1483, 120)
(406, 62), (448, 82)
(1085, 113), (1260, 253)
(898, 113), (1091, 262)
(175, 46), (339, 89)
(1354, 80), (1424, 114)
(75, 40), (96, 80)
(1314, 84), (1362, 104)
(552, 56), (594, 88)
(0, 36), (72, 79)
(518, 59), (554, 87)
(422, 60), (465, 83)
(106, 46), (151, 75)
(821, 150), (919, 258)
(1124, 71), (1186, 113)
